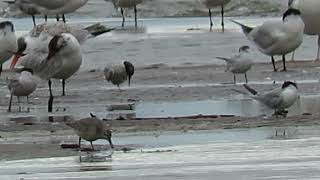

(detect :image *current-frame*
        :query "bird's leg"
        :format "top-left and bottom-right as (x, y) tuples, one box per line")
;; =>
(18, 96), (21, 112)
(90, 141), (95, 151)
(62, 79), (66, 96)
(78, 137), (81, 150)
(221, 4), (224, 32)
(134, 5), (137, 29)
(44, 15), (48, 22)
(275, 129), (278, 137)
(8, 92), (13, 112)
(209, 9), (213, 31)
(56, 15), (60, 21)
(62, 14), (66, 23)
(316, 35), (320, 61)
(245, 73), (248, 84)
(27, 96), (29, 104)
(291, 51), (295, 61)
(271, 56), (277, 72)
(0, 64), (2, 76)
(233, 74), (236, 84)
(282, 54), (287, 71)
(32, 15), (36, 26)
(283, 129), (286, 136)
(48, 80), (54, 112)
(117, 85), (121, 91)
(121, 8), (125, 27)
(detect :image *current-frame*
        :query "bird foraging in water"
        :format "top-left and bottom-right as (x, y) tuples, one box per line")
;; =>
(216, 45), (253, 84)
(244, 81), (299, 117)
(104, 61), (135, 89)
(66, 114), (114, 151)
(6, 68), (38, 112)
(231, 8), (305, 72)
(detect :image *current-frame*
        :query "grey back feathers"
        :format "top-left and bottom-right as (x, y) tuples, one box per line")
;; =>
(104, 61), (135, 87)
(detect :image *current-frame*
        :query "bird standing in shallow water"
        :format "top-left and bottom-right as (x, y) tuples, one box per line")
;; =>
(216, 45), (253, 84)
(66, 114), (114, 151)
(110, 0), (143, 28)
(6, 68), (37, 112)
(104, 61), (135, 90)
(200, 0), (231, 32)
(231, 8), (305, 72)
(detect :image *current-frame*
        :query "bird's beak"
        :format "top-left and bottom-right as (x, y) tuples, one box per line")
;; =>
(10, 54), (22, 69)
(108, 138), (114, 149)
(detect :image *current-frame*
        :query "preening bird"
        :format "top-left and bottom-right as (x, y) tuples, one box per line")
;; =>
(216, 45), (253, 84)
(10, 33), (82, 112)
(104, 61), (135, 89)
(231, 8), (305, 72)
(244, 81), (299, 116)
(0, 21), (17, 76)
(6, 68), (37, 112)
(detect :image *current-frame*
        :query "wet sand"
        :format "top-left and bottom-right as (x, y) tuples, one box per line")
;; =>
(1, 60), (320, 161)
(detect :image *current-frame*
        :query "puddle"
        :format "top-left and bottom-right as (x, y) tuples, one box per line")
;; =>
(135, 95), (320, 118)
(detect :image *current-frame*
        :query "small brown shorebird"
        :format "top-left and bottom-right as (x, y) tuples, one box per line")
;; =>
(66, 113), (114, 151)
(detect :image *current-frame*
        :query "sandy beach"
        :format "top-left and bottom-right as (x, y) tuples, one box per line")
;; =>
(1, 14), (320, 179)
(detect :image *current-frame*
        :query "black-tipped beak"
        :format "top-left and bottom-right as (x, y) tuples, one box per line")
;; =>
(108, 138), (114, 149)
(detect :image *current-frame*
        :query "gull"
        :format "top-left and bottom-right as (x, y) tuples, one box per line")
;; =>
(244, 81), (299, 117)
(10, 33), (82, 112)
(216, 45), (253, 84)
(4, 0), (46, 26)
(110, 0), (143, 28)
(10, 22), (113, 96)
(231, 8), (305, 72)
(200, 0), (231, 32)
(0, 21), (17, 76)
(29, 22), (115, 44)
(104, 61), (135, 89)
(23, 0), (89, 23)
(7, 68), (37, 112)
(289, 0), (320, 61)
(66, 113), (114, 151)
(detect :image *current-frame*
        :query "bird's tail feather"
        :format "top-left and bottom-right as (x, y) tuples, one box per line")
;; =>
(243, 84), (258, 95)
(3, 1), (14, 4)
(230, 19), (253, 36)
(84, 23), (115, 37)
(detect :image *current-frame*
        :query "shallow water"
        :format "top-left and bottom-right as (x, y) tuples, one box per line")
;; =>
(1, 16), (319, 71)
(2, 127), (320, 179)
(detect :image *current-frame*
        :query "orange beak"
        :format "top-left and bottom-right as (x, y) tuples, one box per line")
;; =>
(10, 54), (22, 69)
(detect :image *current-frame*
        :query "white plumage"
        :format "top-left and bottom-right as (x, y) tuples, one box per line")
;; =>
(0, 21), (17, 76)
(289, 0), (320, 60)
(10, 33), (82, 112)
(232, 8), (305, 72)
(244, 81), (299, 116)
(216, 45), (253, 84)
(7, 68), (37, 112)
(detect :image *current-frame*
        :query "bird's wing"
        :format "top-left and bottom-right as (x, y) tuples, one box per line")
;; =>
(36, 54), (63, 80)
(30, 0), (66, 9)
(255, 89), (284, 108)
(6, 78), (22, 91)
(250, 21), (283, 50)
